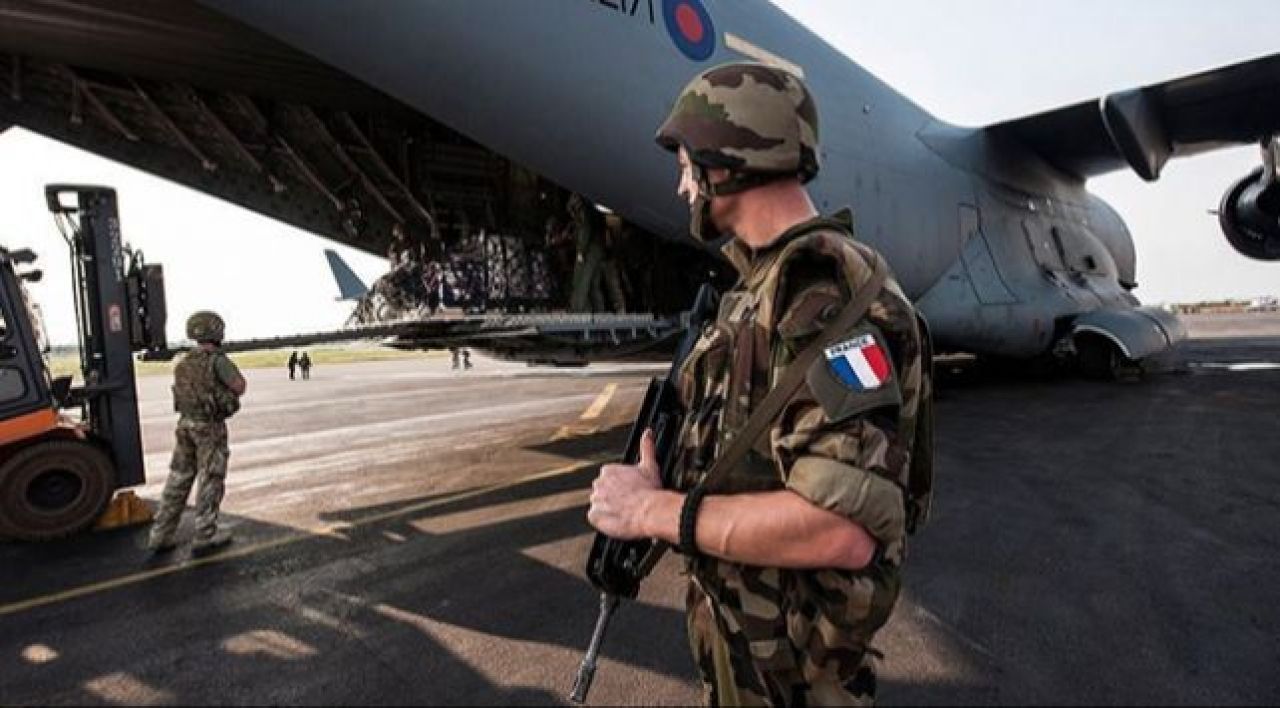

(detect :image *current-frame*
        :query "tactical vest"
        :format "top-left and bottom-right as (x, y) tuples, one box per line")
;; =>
(172, 349), (240, 421)
(675, 215), (934, 532)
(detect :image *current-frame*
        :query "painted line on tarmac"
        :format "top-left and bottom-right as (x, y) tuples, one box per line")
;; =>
(0, 458), (605, 618)
(580, 383), (617, 420)
(552, 383), (617, 440)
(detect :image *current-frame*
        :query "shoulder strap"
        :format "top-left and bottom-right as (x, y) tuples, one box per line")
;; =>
(699, 251), (888, 494)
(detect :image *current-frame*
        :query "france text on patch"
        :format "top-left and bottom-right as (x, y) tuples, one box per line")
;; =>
(825, 334), (891, 391)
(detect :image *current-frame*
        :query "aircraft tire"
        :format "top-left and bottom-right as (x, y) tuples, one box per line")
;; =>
(0, 438), (116, 541)
(1075, 333), (1127, 381)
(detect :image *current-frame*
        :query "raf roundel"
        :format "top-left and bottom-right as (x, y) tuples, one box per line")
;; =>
(662, 0), (716, 61)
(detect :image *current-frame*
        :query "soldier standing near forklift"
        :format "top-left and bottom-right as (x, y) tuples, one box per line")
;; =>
(147, 311), (245, 555)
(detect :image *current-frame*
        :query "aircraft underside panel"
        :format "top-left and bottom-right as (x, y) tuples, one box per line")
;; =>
(920, 196), (1166, 359)
(960, 230), (1019, 305)
(0, 52), (450, 256)
(914, 256), (1046, 358)
(0, 8), (718, 320)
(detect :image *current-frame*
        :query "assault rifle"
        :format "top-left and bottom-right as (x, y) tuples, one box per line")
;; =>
(569, 282), (719, 703)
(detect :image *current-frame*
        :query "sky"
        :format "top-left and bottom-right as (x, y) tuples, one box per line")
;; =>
(1, 1), (1277, 346)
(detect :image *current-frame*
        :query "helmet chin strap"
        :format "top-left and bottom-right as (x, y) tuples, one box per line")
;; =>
(687, 163), (721, 243)
(708, 171), (786, 196)
(687, 163), (789, 242)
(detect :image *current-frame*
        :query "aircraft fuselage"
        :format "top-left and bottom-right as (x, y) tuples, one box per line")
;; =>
(203, 0), (1154, 359)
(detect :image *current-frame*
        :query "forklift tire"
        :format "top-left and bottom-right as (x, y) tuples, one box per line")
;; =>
(0, 439), (116, 541)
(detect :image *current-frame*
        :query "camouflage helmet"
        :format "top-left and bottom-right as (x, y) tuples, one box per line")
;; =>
(655, 62), (819, 183)
(186, 310), (225, 343)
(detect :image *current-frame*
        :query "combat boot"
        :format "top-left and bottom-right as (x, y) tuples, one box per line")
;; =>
(191, 529), (234, 557)
(147, 534), (178, 554)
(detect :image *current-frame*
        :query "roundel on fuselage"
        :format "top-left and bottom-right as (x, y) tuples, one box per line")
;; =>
(662, 0), (715, 61)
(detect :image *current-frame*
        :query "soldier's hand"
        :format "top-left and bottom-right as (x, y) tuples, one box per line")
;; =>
(588, 429), (662, 540)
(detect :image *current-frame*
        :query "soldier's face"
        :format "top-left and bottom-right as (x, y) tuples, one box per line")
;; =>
(676, 149), (732, 236)
(676, 149), (700, 207)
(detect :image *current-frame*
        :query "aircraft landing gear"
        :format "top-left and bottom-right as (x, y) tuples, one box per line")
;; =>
(1074, 332), (1141, 381)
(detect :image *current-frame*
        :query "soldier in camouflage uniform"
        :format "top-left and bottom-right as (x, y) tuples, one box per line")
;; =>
(148, 311), (246, 556)
(568, 194), (608, 312)
(587, 63), (932, 705)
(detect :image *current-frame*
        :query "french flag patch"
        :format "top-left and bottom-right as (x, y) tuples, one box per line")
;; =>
(825, 334), (891, 391)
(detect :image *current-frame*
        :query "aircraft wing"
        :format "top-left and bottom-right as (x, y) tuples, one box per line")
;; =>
(987, 52), (1280, 181)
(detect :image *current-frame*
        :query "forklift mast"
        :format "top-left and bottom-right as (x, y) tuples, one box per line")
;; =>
(46, 185), (167, 488)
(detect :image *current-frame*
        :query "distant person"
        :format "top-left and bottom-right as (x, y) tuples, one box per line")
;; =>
(423, 261), (443, 315)
(568, 194), (607, 312)
(450, 347), (472, 371)
(387, 223), (413, 269)
(299, 351), (312, 380)
(149, 311), (245, 556)
(287, 350), (299, 380)
(602, 215), (628, 313)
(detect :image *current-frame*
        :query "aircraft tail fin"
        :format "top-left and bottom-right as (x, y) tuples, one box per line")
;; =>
(324, 249), (368, 300)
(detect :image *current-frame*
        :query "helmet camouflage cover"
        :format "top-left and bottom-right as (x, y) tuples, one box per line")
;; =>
(655, 62), (820, 183)
(186, 310), (225, 343)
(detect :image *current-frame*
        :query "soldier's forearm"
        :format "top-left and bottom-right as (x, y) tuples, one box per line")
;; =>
(642, 489), (876, 571)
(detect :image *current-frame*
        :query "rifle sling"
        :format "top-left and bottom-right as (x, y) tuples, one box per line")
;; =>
(698, 252), (888, 494)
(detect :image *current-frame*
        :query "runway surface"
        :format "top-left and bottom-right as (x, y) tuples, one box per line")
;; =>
(2, 330), (1279, 705)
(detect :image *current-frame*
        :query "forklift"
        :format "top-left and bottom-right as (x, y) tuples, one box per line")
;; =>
(0, 185), (166, 541)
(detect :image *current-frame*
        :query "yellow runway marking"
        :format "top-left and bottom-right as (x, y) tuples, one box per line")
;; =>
(552, 383), (617, 440)
(550, 425), (598, 442)
(0, 458), (604, 618)
(579, 383), (617, 420)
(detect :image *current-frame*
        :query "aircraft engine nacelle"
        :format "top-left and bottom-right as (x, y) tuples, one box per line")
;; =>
(1218, 166), (1280, 261)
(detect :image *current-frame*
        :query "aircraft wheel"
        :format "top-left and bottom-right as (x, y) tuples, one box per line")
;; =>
(1075, 333), (1129, 381)
(0, 439), (116, 541)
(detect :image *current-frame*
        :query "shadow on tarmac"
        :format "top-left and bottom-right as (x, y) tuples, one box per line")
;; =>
(5, 339), (1280, 705)
(0, 455), (695, 705)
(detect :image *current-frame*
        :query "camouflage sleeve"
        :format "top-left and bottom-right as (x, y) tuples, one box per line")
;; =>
(768, 271), (911, 552)
(212, 354), (243, 391)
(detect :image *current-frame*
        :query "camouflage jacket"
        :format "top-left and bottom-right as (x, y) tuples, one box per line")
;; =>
(172, 349), (241, 422)
(674, 213), (925, 697)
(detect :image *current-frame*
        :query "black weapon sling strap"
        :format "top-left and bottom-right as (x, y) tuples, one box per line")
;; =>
(698, 246), (888, 495)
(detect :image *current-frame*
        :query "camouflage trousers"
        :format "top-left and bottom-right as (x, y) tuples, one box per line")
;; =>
(686, 582), (882, 707)
(149, 418), (229, 544)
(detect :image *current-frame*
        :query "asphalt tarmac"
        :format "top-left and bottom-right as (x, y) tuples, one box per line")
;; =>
(2, 324), (1278, 705)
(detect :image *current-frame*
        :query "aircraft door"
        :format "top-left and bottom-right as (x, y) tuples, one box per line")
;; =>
(958, 204), (1018, 305)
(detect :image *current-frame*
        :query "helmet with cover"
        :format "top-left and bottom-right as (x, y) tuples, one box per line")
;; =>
(655, 62), (819, 240)
(655, 62), (819, 186)
(186, 310), (225, 344)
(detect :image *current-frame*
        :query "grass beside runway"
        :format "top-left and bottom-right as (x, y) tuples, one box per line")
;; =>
(47, 346), (448, 378)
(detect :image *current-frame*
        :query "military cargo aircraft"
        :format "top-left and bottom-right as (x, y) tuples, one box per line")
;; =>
(1, 1), (1276, 372)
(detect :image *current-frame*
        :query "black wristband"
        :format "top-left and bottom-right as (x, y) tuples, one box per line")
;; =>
(678, 485), (708, 556)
